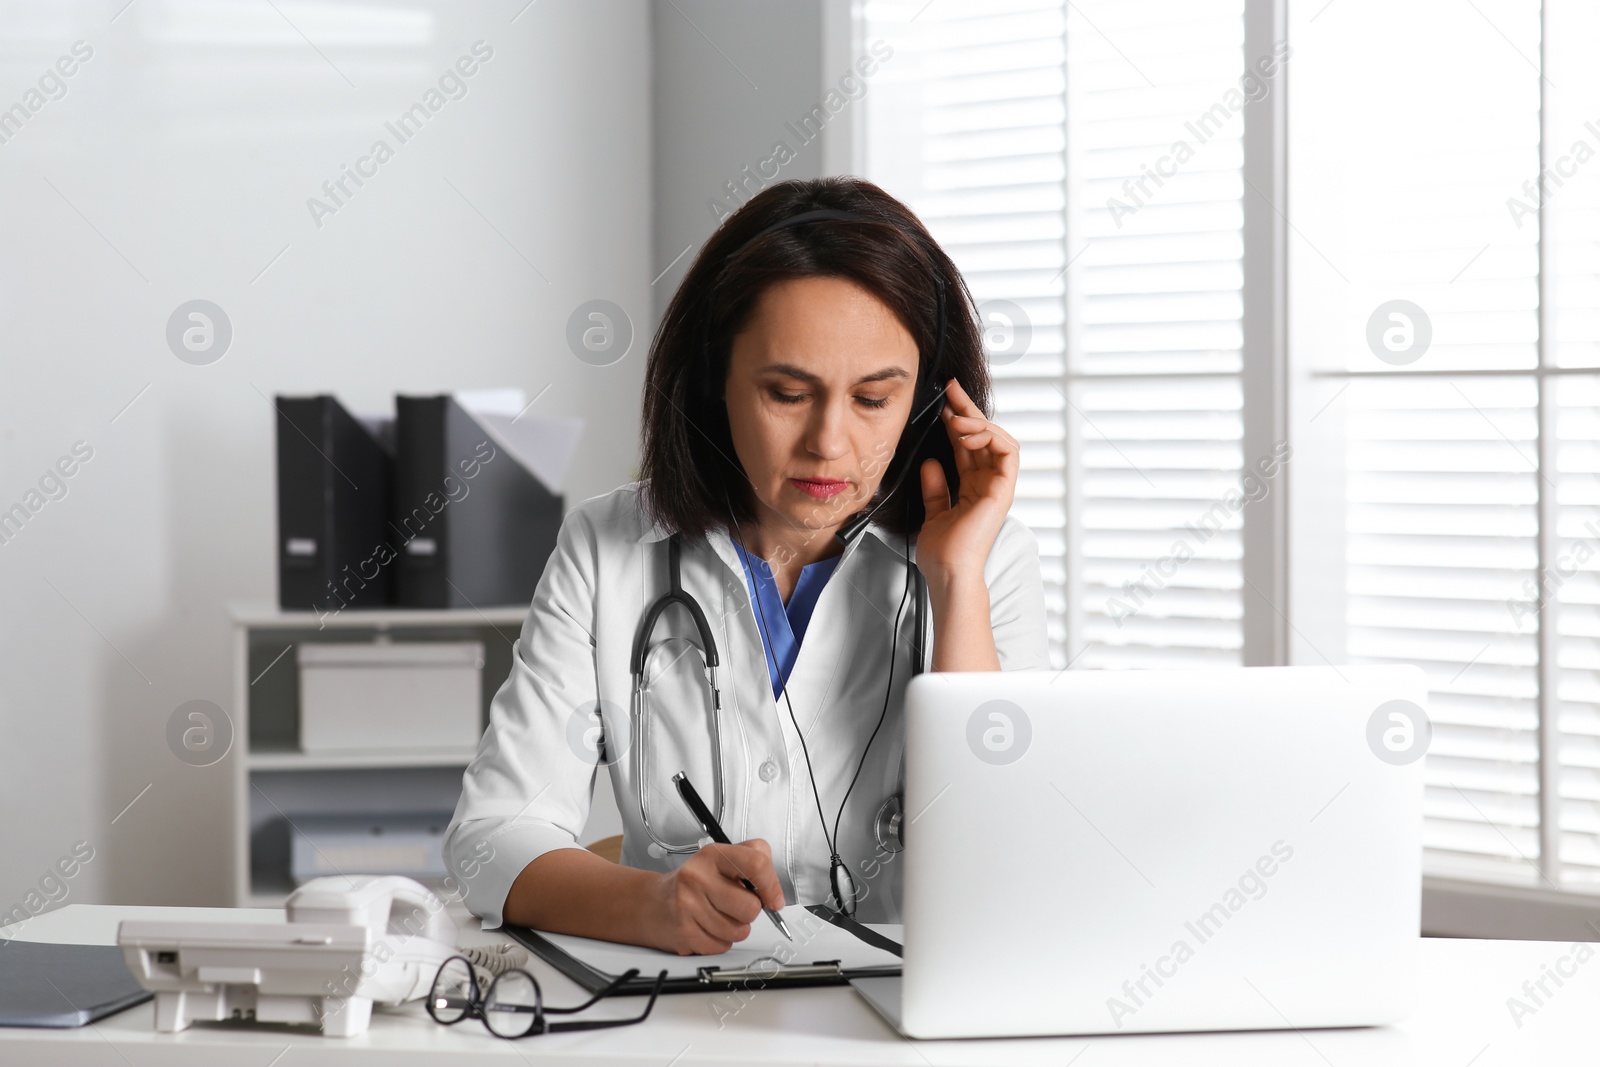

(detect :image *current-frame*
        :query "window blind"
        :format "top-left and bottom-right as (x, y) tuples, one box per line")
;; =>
(1345, 376), (1542, 884)
(1323, 0), (1600, 889)
(862, 0), (1071, 652)
(1332, 0), (1542, 882)
(866, 0), (1600, 895)
(861, 0), (1248, 669)
(1547, 0), (1600, 890)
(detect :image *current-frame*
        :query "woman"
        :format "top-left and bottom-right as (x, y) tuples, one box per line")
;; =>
(443, 176), (1048, 955)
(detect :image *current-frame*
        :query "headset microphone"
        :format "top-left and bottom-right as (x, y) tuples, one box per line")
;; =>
(834, 382), (949, 548)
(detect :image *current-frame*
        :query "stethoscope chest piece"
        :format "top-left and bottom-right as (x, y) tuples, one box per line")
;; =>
(874, 793), (904, 854)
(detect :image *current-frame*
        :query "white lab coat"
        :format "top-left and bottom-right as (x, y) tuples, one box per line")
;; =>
(443, 482), (1050, 927)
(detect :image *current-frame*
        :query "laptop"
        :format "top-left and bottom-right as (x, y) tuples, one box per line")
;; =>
(852, 665), (1424, 1039)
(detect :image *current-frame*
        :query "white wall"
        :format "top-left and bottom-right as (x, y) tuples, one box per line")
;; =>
(650, 0), (832, 307)
(0, 0), (651, 908)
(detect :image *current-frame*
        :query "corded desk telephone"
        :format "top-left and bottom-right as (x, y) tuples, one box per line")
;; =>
(118, 875), (521, 1037)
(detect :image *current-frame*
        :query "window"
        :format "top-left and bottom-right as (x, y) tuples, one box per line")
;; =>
(863, 0), (1600, 896)
(1296, 0), (1600, 892)
(862, 0), (1262, 669)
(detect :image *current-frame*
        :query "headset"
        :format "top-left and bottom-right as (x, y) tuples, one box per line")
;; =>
(631, 204), (952, 916)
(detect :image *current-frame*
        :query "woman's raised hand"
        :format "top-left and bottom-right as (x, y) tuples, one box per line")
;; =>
(913, 377), (1020, 585)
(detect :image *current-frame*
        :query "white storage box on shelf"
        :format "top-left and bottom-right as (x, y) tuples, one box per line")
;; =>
(297, 641), (485, 753)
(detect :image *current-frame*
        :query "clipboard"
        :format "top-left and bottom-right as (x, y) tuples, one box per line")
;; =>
(504, 905), (902, 995)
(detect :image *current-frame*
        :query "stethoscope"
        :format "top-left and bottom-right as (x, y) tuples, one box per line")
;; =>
(626, 381), (947, 917)
(627, 531), (728, 859)
(625, 204), (949, 916)
(626, 527), (922, 860)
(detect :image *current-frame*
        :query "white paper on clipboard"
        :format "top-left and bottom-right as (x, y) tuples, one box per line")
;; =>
(533, 905), (900, 981)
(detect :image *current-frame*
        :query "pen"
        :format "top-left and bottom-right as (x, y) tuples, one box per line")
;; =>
(672, 771), (792, 941)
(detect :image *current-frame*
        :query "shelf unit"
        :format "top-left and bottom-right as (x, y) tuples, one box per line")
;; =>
(229, 603), (525, 907)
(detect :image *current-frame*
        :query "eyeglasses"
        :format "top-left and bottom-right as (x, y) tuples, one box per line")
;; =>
(426, 955), (667, 1039)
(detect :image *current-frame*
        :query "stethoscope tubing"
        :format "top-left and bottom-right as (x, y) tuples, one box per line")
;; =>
(628, 531), (923, 859)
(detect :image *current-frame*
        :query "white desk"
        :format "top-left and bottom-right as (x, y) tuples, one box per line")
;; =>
(1, 904), (1592, 1065)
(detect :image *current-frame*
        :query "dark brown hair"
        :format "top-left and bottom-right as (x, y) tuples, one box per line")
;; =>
(638, 176), (989, 541)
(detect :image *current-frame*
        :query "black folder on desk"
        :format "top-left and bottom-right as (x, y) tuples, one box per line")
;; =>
(505, 905), (902, 995)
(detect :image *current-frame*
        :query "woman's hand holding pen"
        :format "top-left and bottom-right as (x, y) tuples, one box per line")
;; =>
(644, 838), (786, 955)
(912, 377), (1018, 672)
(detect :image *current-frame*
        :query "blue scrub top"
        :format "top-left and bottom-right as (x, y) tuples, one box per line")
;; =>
(732, 541), (842, 698)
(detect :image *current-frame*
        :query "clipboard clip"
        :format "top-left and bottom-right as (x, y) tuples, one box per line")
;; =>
(697, 958), (843, 984)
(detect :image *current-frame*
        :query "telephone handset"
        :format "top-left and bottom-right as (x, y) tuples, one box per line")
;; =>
(290, 873), (457, 939)
(286, 875), (463, 1006)
(119, 875), (523, 1037)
